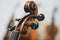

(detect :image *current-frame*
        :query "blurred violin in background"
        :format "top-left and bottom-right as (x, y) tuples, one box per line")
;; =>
(45, 7), (58, 40)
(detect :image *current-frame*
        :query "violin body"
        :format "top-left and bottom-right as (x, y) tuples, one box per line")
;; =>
(44, 7), (58, 40)
(45, 24), (57, 40)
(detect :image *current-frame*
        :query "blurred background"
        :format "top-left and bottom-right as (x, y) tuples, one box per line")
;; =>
(0, 0), (60, 40)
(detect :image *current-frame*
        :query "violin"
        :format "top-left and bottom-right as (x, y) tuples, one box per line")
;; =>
(45, 7), (58, 40)
(7, 1), (45, 40)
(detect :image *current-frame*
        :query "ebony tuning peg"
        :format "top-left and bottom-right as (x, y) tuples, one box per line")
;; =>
(37, 14), (45, 21)
(15, 18), (20, 21)
(30, 22), (38, 30)
(32, 14), (45, 21)
(8, 26), (15, 31)
(25, 22), (38, 30)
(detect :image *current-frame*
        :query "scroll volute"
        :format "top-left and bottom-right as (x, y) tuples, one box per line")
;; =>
(24, 1), (38, 16)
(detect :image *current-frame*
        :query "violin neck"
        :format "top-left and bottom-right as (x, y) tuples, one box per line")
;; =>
(51, 7), (57, 27)
(51, 16), (54, 27)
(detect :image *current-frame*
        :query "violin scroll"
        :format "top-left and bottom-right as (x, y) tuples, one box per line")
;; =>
(23, 1), (45, 30)
(24, 1), (38, 15)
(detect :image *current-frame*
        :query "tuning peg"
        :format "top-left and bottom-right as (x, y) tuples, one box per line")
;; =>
(37, 14), (45, 21)
(31, 14), (45, 21)
(8, 26), (15, 31)
(25, 22), (38, 30)
(30, 22), (38, 30)
(15, 18), (21, 21)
